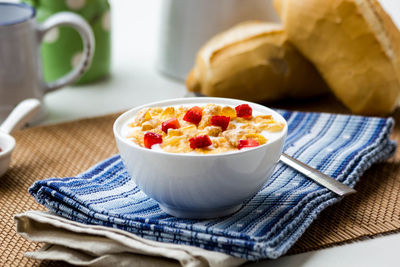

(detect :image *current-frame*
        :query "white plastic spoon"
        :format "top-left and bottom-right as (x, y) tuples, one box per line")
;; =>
(0, 99), (41, 177)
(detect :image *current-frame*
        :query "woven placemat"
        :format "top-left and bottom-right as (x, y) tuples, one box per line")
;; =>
(1, 96), (400, 266)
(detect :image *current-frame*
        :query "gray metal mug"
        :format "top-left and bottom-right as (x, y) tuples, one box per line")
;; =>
(0, 2), (95, 121)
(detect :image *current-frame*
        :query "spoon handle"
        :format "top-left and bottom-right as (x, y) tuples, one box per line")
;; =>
(280, 153), (357, 197)
(0, 99), (41, 134)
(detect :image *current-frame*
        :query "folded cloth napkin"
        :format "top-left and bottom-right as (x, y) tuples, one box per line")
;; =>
(27, 111), (396, 261)
(15, 210), (244, 267)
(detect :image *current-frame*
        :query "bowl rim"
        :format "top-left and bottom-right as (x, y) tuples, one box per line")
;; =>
(113, 97), (287, 158)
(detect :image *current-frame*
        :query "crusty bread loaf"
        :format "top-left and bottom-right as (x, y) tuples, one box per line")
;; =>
(186, 21), (329, 102)
(275, 0), (400, 115)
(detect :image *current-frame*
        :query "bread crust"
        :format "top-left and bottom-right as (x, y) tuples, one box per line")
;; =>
(186, 21), (328, 102)
(275, 0), (400, 115)
(369, 0), (400, 78)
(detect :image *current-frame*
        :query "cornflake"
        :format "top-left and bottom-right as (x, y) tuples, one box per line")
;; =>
(125, 104), (284, 154)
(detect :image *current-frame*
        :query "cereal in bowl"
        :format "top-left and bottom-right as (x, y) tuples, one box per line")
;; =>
(124, 104), (285, 154)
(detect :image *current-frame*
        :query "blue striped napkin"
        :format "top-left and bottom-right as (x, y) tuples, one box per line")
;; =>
(29, 111), (396, 260)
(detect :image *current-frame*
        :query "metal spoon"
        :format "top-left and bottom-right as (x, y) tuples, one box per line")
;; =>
(280, 153), (356, 197)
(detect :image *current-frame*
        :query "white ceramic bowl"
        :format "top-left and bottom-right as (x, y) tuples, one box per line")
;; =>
(0, 132), (15, 177)
(113, 97), (287, 219)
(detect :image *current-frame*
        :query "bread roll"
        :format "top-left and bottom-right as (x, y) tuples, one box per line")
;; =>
(186, 21), (329, 102)
(275, 0), (400, 115)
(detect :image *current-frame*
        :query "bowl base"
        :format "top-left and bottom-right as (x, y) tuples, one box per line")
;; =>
(159, 203), (242, 219)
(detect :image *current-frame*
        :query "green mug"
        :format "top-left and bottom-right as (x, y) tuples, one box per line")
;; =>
(23, 0), (111, 84)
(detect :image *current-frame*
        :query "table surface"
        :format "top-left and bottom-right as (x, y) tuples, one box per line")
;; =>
(8, 0), (400, 266)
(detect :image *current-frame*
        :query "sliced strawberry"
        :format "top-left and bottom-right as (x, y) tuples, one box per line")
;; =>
(144, 132), (163, 149)
(235, 104), (252, 119)
(183, 106), (203, 124)
(162, 118), (181, 133)
(238, 139), (260, 150)
(189, 135), (212, 149)
(210, 115), (230, 131)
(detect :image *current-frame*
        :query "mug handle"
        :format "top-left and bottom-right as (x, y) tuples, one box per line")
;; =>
(36, 12), (95, 93)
